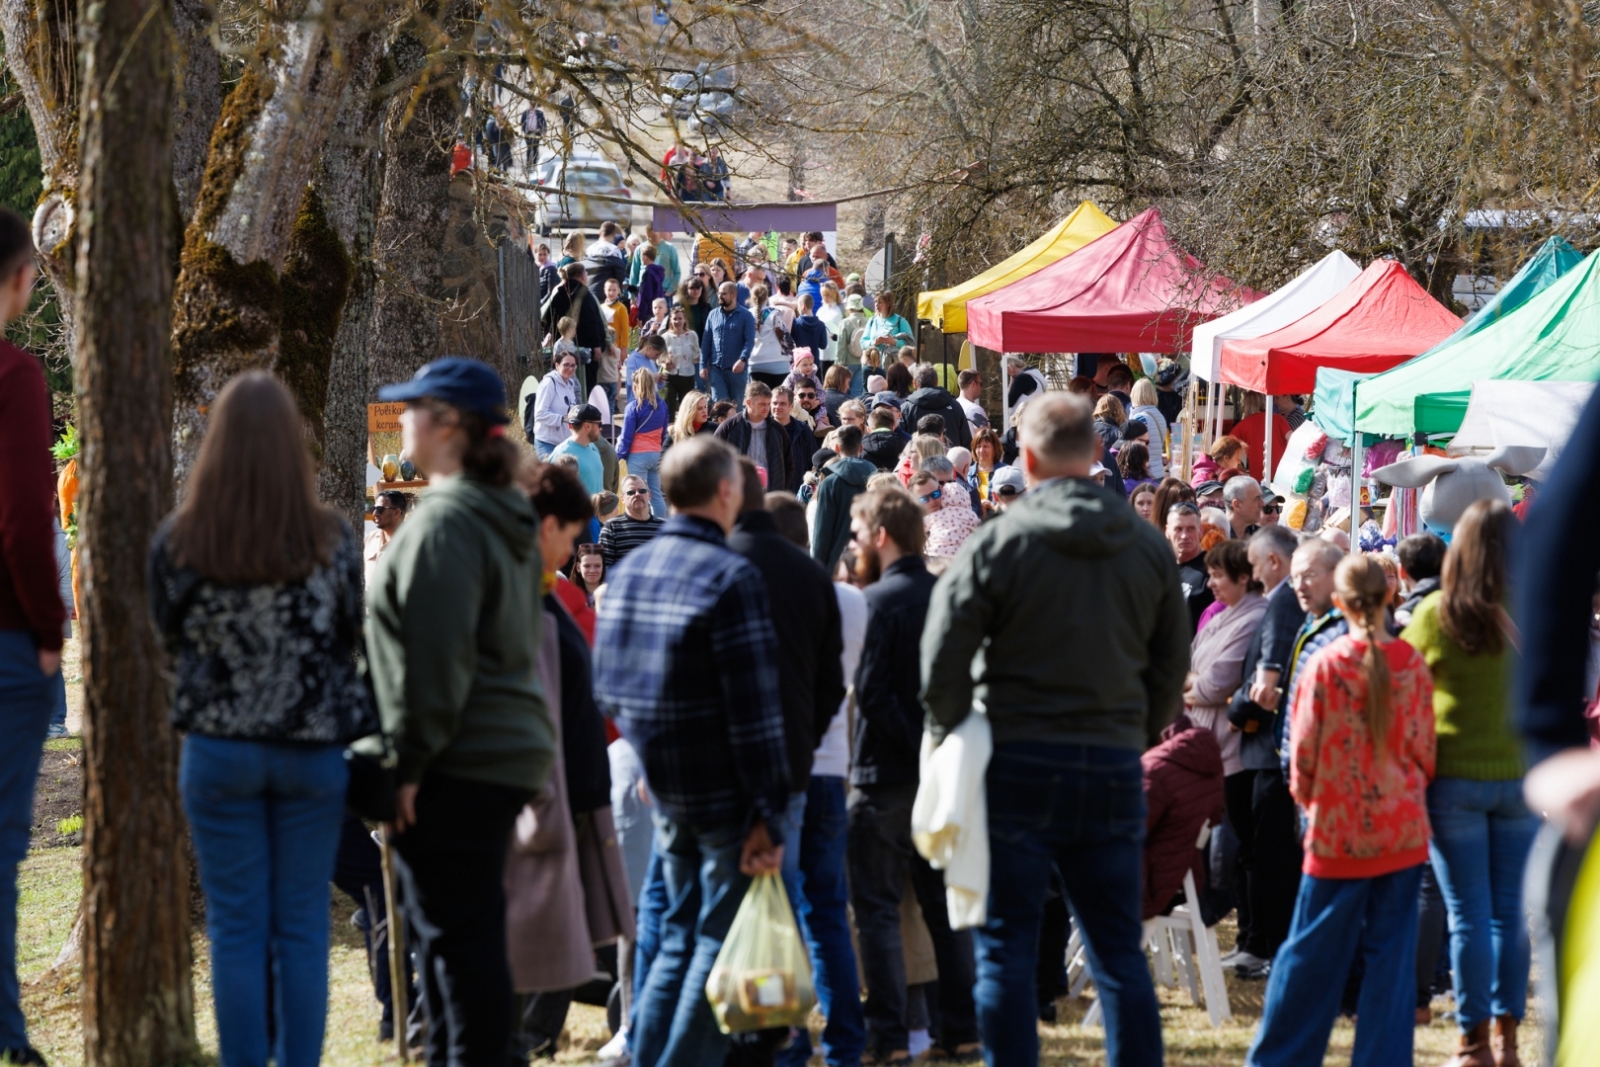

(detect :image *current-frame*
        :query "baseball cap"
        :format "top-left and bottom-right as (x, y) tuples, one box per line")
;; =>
(378, 357), (509, 424)
(872, 392), (901, 410)
(566, 403), (603, 425)
(1194, 480), (1224, 497)
(991, 466), (1026, 496)
(1089, 462), (1108, 477)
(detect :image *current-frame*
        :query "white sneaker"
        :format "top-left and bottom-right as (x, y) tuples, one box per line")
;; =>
(1227, 951), (1270, 971)
(597, 1028), (628, 1061)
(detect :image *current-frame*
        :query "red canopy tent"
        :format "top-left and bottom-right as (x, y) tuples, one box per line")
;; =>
(964, 207), (1255, 353)
(1217, 260), (1460, 395)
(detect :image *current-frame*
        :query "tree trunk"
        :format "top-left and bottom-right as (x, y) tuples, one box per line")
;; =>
(171, 0), (221, 222)
(73, 0), (198, 1064)
(168, 1), (384, 485)
(0, 0), (78, 327)
(366, 14), (463, 395)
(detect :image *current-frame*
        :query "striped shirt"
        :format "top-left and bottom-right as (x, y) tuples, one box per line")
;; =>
(592, 515), (790, 834)
(598, 515), (664, 568)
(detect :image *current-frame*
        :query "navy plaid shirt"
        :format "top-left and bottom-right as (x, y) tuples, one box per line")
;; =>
(593, 514), (791, 836)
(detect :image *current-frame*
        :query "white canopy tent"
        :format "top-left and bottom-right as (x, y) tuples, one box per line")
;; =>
(1449, 380), (1597, 479)
(1187, 250), (1362, 476)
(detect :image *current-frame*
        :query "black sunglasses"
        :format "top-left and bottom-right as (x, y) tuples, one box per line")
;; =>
(372, 505), (396, 514)
(797, 392), (816, 400)
(624, 488), (649, 497)
(1263, 503), (1282, 514)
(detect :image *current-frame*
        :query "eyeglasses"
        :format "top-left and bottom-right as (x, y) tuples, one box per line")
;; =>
(797, 392), (816, 400)
(917, 488), (943, 504)
(624, 488), (649, 497)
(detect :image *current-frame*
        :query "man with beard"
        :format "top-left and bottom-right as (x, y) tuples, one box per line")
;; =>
(845, 487), (980, 1064)
(1166, 502), (1214, 634)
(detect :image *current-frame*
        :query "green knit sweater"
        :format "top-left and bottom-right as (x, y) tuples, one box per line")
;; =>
(1400, 592), (1523, 781)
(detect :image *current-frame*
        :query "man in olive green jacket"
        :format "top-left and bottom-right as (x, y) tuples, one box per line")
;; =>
(919, 392), (1188, 1067)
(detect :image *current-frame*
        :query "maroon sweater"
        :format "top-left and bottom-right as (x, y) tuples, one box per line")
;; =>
(0, 340), (65, 650)
(1141, 714), (1225, 921)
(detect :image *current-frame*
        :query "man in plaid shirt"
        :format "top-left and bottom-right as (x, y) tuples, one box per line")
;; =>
(594, 435), (789, 1067)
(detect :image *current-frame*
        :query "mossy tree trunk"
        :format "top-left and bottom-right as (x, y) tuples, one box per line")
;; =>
(367, 3), (471, 396)
(169, 0), (386, 486)
(73, 0), (199, 1064)
(171, 0), (221, 221)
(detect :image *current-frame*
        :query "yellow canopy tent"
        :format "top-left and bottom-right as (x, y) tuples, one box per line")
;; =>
(916, 201), (1118, 334)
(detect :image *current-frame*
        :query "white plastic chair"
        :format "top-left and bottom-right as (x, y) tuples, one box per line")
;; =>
(1071, 824), (1232, 1030)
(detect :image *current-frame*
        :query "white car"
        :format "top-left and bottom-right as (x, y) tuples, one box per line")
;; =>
(528, 155), (633, 235)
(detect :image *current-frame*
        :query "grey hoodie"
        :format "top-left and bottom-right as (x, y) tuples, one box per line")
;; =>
(366, 475), (556, 792)
(921, 476), (1190, 751)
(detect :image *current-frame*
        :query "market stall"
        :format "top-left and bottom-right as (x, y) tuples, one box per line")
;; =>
(916, 201), (1118, 333)
(1218, 259), (1459, 482)
(964, 207), (1255, 354)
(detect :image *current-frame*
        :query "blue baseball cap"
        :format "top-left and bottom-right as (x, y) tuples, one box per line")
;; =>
(378, 358), (509, 424)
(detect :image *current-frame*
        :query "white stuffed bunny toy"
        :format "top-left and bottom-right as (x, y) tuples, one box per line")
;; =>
(1371, 445), (1545, 539)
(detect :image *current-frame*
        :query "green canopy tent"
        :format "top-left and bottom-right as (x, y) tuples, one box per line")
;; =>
(1314, 237), (1580, 444)
(1352, 236), (1593, 437)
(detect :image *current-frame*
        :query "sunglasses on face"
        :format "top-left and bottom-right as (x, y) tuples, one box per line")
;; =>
(797, 392), (816, 400)
(372, 505), (396, 515)
(918, 488), (943, 504)
(1263, 503), (1281, 514)
(624, 489), (649, 497)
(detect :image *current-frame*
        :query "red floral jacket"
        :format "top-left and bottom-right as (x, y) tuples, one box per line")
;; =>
(1289, 635), (1436, 879)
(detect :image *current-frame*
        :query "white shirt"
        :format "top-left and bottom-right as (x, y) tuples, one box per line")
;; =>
(533, 372), (581, 446)
(813, 583), (867, 778)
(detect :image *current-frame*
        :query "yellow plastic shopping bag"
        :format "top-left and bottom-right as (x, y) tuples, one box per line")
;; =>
(705, 872), (816, 1033)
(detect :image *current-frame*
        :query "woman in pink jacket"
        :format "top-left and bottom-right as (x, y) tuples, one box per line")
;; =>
(1183, 539), (1268, 776)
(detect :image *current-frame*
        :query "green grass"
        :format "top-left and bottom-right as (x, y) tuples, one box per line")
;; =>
(13, 838), (1541, 1066)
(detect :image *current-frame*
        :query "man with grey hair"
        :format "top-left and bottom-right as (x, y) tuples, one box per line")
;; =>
(1223, 475), (1265, 540)
(921, 392), (1188, 1065)
(598, 473), (664, 568)
(1220, 522), (1309, 978)
(919, 453), (980, 518)
(900, 364), (972, 450)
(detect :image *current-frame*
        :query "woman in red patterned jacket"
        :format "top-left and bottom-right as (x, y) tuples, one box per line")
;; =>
(1246, 554), (1436, 1067)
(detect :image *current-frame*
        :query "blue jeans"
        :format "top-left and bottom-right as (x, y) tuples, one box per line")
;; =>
(707, 365), (746, 404)
(779, 777), (865, 1067)
(0, 632), (51, 1049)
(181, 735), (349, 1067)
(1247, 864), (1424, 1067)
(627, 449), (667, 519)
(633, 813), (750, 1067)
(978, 742), (1160, 1067)
(534, 439), (557, 459)
(1427, 776), (1538, 1029)
(632, 844), (667, 1009)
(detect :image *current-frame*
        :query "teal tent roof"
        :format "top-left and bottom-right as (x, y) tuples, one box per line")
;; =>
(1349, 237), (1590, 437)
(1311, 367), (1372, 443)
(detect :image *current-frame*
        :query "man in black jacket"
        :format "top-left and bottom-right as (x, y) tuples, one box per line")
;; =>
(920, 393), (1188, 1067)
(714, 381), (792, 493)
(1221, 523), (1306, 978)
(846, 487), (979, 1064)
(540, 262), (609, 394)
(900, 366), (973, 449)
(769, 387), (815, 494)
(724, 459), (852, 1065)
(581, 220), (630, 306)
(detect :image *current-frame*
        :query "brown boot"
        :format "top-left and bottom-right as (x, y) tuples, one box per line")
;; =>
(1492, 1015), (1522, 1067)
(1442, 1021), (1495, 1067)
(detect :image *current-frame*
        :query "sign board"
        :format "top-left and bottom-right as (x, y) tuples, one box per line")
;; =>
(368, 402), (405, 432)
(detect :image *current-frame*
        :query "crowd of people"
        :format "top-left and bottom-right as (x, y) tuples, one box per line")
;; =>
(2, 203), (1597, 1067)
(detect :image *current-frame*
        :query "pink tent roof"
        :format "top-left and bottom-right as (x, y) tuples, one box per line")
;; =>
(964, 207), (1256, 353)
(1218, 260), (1460, 395)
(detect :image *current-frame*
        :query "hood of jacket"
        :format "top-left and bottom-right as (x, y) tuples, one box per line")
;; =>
(585, 239), (624, 260)
(826, 456), (876, 488)
(1150, 715), (1224, 777)
(1003, 477), (1141, 561)
(907, 385), (954, 407)
(427, 475), (537, 564)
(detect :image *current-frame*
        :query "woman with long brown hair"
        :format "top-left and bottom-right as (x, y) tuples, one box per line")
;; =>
(150, 371), (374, 1067)
(1401, 499), (1534, 1067)
(1249, 554), (1436, 1067)
(1152, 477), (1196, 530)
(366, 358), (556, 1067)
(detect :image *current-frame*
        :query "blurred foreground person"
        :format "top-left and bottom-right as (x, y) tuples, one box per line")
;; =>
(151, 372), (374, 1067)
(922, 393), (1190, 1067)
(0, 205), (60, 1066)
(368, 359), (556, 1067)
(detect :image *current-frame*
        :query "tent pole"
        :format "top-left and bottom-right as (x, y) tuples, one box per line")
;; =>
(1183, 375), (1199, 481)
(1349, 430), (1364, 554)
(1263, 393), (1274, 487)
(1000, 352), (1011, 447)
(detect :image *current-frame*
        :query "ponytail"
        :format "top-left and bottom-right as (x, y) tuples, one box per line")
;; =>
(1334, 555), (1394, 755)
(455, 406), (521, 487)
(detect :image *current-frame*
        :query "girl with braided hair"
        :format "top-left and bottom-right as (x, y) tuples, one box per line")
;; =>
(1247, 554), (1437, 1067)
